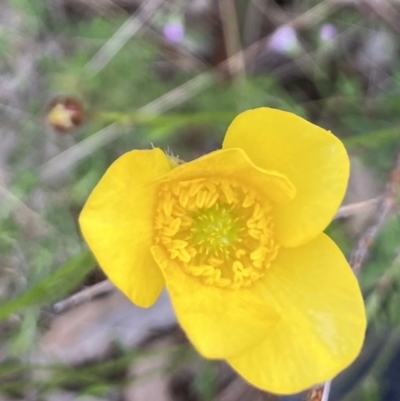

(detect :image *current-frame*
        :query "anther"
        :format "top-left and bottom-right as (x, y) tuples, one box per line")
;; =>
(154, 177), (279, 290)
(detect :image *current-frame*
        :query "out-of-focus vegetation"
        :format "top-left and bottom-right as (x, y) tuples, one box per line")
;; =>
(1, 0), (400, 400)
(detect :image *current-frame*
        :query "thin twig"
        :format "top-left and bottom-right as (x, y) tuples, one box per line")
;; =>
(350, 152), (400, 274)
(84, 0), (166, 76)
(52, 280), (115, 313)
(218, 0), (247, 80)
(302, 381), (331, 401)
(333, 197), (379, 220)
(40, 123), (121, 183)
(320, 381), (331, 401)
(364, 0), (400, 34)
(0, 184), (55, 235)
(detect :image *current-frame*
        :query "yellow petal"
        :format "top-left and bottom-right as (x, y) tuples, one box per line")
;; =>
(151, 245), (280, 359)
(154, 148), (296, 204)
(223, 108), (349, 246)
(227, 234), (366, 394)
(79, 148), (172, 307)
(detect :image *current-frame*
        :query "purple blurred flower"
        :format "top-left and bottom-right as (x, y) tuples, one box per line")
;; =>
(319, 23), (338, 42)
(163, 21), (185, 43)
(268, 25), (299, 54)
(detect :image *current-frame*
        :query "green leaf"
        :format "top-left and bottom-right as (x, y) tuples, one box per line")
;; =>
(0, 251), (95, 321)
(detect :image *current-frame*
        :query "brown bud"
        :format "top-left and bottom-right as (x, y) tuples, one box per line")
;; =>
(47, 96), (84, 133)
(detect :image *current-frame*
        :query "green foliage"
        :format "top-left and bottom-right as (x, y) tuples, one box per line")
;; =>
(0, 251), (95, 322)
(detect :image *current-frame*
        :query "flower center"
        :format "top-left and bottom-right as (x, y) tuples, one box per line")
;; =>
(154, 178), (279, 289)
(191, 204), (240, 251)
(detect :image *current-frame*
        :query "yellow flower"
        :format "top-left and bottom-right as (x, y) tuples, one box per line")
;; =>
(79, 108), (366, 394)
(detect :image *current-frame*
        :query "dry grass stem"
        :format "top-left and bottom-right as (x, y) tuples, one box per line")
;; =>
(52, 279), (115, 313)
(218, 0), (246, 80)
(84, 0), (166, 76)
(350, 151), (400, 274)
(333, 197), (379, 220)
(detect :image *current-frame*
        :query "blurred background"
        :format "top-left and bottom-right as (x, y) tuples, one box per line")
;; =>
(1, 0), (400, 400)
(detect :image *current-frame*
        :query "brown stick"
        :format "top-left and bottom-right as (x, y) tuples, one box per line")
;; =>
(349, 152), (400, 275)
(333, 197), (379, 220)
(52, 280), (115, 313)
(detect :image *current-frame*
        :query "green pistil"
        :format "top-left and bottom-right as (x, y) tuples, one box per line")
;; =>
(191, 204), (240, 252)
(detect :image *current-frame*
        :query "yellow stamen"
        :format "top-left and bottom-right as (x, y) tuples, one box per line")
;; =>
(154, 178), (279, 289)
